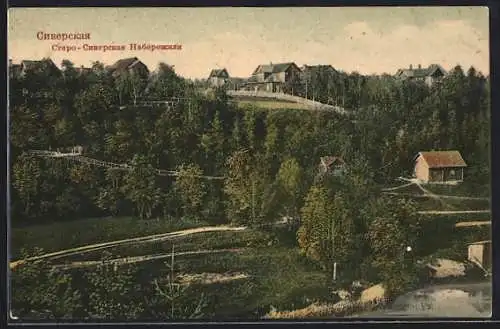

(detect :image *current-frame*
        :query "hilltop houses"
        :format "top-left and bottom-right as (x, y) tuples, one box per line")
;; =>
(208, 68), (230, 87)
(9, 58), (61, 78)
(395, 64), (447, 86)
(413, 150), (467, 184)
(244, 62), (302, 93)
(107, 57), (149, 79)
(301, 64), (337, 76)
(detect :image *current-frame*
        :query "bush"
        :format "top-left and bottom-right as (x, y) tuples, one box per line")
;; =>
(10, 248), (83, 319)
(82, 252), (145, 320)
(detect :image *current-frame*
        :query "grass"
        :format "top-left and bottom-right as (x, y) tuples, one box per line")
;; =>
(131, 246), (328, 319)
(10, 216), (209, 259)
(12, 217), (329, 319)
(47, 229), (275, 262)
(234, 99), (310, 110)
(425, 182), (491, 198)
(14, 218), (326, 319)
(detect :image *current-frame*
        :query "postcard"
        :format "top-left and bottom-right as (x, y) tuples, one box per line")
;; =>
(7, 6), (491, 321)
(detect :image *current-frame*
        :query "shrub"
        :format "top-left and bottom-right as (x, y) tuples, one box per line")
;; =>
(10, 248), (82, 319)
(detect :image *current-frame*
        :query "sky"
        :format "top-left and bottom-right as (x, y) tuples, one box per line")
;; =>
(8, 7), (489, 79)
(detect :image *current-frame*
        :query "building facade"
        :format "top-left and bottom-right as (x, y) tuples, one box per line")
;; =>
(244, 62), (302, 93)
(107, 57), (150, 79)
(208, 68), (230, 87)
(414, 150), (467, 184)
(395, 64), (447, 87)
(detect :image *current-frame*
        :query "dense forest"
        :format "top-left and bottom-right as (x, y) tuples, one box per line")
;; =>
(9, 58), (490, 319)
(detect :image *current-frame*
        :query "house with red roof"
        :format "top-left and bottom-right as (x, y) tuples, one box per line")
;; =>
(413, 150), (467, 184)
(318, 156), (346, 176)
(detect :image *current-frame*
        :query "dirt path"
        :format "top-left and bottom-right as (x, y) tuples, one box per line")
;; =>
(417, 210), (490, 215)
(10, 225), (247, 269)
(383, 192), (489, 201)
(52, 248), (246, 270)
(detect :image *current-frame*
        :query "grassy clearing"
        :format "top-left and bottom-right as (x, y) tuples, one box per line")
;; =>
(127, 246), (329, 319)
(235, 99), (310, 110)
(424, 182), (491, 198)
(12, 217), (329, 319)
(49, 229), (276, 263)
(384, 182), (491, 212)
(10, 216), (209, 259)
(20, 218), (328, 320)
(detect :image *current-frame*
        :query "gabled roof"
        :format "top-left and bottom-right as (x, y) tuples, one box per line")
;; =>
(108, 57), (146, 72)
(320, 156), (346, 169)
(252, 62), (298, 75)
(264, 73), (280, 82)
(416, 150), (467, 168)
(396, 64), (446, 78)
(301, 64), (337, 73)
(209, 68), (229, 78)
(20, 59), (59, 71)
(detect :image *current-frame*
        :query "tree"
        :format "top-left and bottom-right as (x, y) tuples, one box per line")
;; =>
(12, 153), (42, 219)
(122, 155), (162, 219)
(145, 62), (185, 99)
(275, 158), (304, 222)
(200, 111), (225, 173)
(223, 149), (275, 225)
(174, 163), (207, 218)
(298, 186), (358, 283)
(367, 196), (421, 296)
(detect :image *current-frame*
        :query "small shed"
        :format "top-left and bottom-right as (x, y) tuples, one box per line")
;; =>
(413, 150), (467, 184)
(467, 240), (491, 269)
(319, 156), (346, 176)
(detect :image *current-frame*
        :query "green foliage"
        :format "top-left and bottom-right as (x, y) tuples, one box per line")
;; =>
(175, 163), (207, 217)
(9, 59), (491, 317)
(366, 197), (421, 295)
(298, 186), (359, 281)
(11, 248), (82, 319)
(122, 155), (162, 219)
(275, 158), (304, 220)
(83, 252), (145, 319)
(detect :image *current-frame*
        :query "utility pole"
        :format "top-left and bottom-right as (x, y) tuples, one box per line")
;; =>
(252, 179), (256, 223)
(331, 215), (336, 282)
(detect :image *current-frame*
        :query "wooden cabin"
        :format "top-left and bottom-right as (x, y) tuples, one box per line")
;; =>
(319, 156), (346, 176)
(413, 150), (467, 184)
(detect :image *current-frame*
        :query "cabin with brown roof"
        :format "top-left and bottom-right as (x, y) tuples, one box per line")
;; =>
(413, 150), (467, 184)
(10, 58), (61, 78)
(107, 57), (149, 79)
(319, 156), (346, 176)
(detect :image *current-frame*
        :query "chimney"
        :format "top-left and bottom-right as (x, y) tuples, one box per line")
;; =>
(418, 64), (422, 69)
(409, 64), (413, 70)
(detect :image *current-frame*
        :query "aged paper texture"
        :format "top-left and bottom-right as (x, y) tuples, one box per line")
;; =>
(8, 6), (491, 321)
